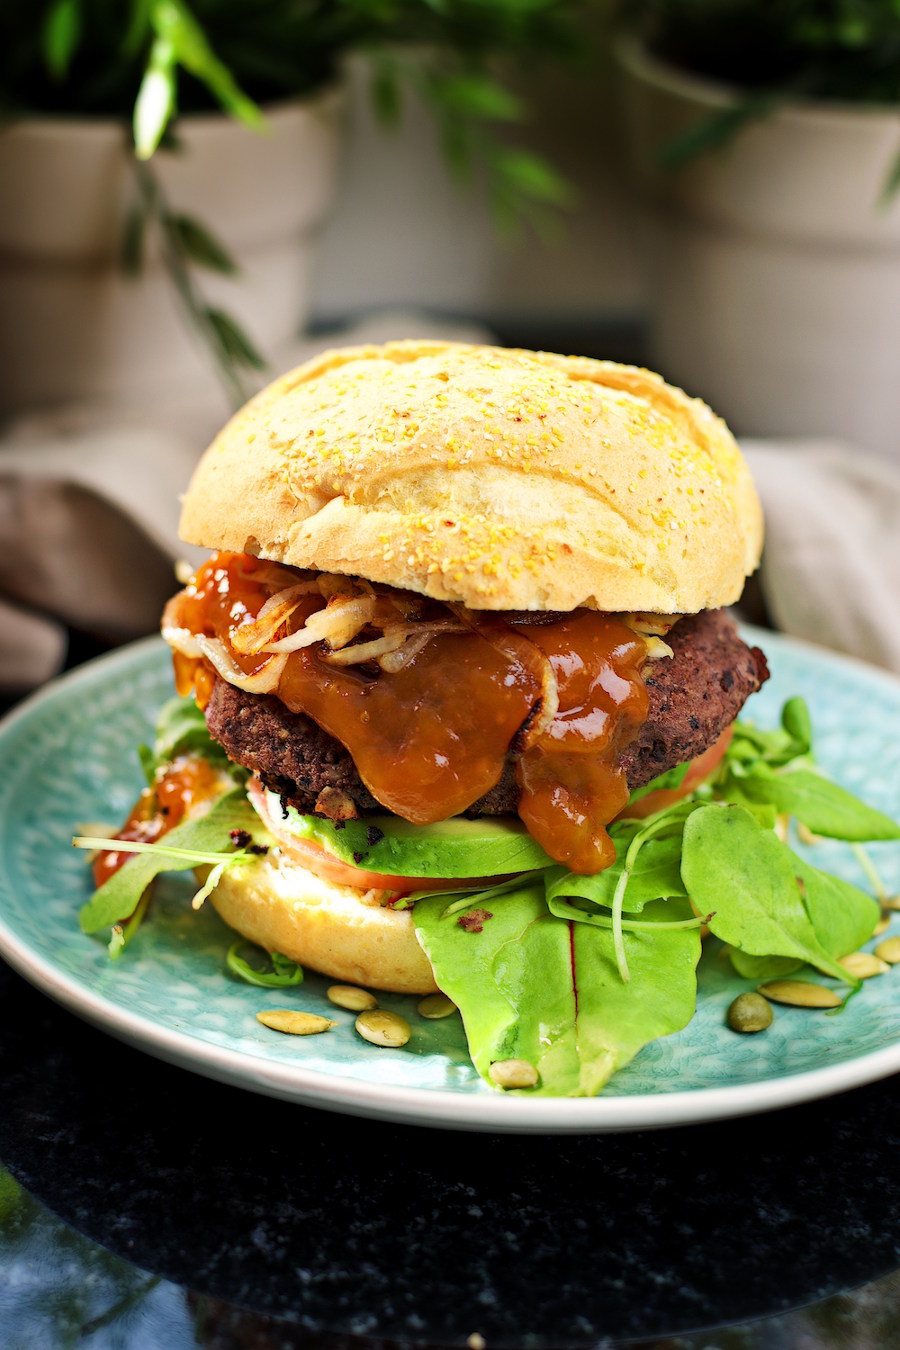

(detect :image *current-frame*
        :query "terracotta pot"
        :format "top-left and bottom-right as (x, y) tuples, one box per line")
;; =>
(618, 34), (900, 457)
(0, 88), (343, 414)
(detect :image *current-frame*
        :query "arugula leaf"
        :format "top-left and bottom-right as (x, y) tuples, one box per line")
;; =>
(733, 768), (900, 842)
(77, 791), (262, 936)
(682, 804), (857, 984)
(413, 885), (700, 1097)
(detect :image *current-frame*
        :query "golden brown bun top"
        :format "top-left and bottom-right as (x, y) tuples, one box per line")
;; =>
(180, 340), (763, 613)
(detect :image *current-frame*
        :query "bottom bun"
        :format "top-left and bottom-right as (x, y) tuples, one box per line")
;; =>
(206, 855), (438, 995)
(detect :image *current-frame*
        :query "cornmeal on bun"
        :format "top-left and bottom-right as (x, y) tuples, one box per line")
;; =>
(161, 341), (767, 991)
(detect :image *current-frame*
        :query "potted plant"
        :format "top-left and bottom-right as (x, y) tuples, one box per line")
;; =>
(617, 2), (900, 458)
(0, 0), (575, 413)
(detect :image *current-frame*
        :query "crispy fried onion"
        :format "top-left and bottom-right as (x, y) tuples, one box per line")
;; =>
(229, 582), (321, 655)
(622, 612), (679, 660)
(195, 635), (287, 694)
(161, 623), (204, 659)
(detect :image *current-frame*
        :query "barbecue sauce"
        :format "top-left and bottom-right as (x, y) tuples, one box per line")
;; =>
(166, 553), (650, 874)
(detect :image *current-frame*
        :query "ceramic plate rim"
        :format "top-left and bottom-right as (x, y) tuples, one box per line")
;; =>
(1, 630), (899, 1134)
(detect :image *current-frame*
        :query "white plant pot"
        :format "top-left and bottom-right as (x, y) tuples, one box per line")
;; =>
(0, 89), (343, 415)
(617, 35), (900, 458)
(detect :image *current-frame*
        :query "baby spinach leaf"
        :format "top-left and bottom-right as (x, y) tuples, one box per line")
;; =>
(737, 769), (900, 842)
(793, 856), (879, 957)
(546, 830), (687, 915)
(681, 804), (855, 984)
(413, 885), (700, 1097)
(728, 949), (803, 982)
(77, 790), (261, 935)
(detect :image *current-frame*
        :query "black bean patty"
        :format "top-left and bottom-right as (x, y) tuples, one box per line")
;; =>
(204, 609), (767, 817)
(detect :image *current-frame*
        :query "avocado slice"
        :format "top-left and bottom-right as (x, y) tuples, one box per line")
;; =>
(262, 789), (555, 877)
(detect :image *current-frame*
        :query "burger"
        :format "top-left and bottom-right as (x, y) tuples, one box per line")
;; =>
(80, 342), (893, 1097)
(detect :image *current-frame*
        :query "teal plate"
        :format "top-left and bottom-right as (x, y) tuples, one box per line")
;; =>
(0, 628), (898, 1133)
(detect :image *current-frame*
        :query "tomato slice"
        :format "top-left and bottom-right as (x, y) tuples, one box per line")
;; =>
(617, 727), (733, 822)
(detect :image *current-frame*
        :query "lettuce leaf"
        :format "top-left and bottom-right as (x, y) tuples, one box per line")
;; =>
(413, 884), (700, 1096)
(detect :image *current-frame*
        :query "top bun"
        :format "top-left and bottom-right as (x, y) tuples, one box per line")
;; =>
(180, 341), (763, 614)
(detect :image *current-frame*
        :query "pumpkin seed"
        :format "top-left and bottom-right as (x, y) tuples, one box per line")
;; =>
(417, 993), (457, 1020)
(355, 1010), (411, 1048)
(488, 1058), (539, 1090)
(874, 914), (892, 936)
(726, 992), (773, 1034)
(758, 980), (841, 1009)
(327, 984), (378, 1012)
(839, 951), (889, 979)
(875, 937), (900, 965)
(256, 1010), (335, 1035)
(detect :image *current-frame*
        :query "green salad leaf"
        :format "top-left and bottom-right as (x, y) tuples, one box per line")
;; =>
(76, 790), (264, 936)
(150, 695), (236, 774)
(226, 940), (304, 988)
(546, 813), (689, 917)
(682, 804), (869, 984)
(413, 885), (701, 1096)
(727, 768), (900, 842)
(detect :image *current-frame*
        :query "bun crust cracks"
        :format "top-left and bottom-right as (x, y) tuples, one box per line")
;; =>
(180, 341), (763, 615)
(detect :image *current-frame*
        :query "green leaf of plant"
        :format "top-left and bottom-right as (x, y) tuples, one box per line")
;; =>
(42, 0), (82, 80)
(77, 789), (260, 936)
(121, 204), (147, 276)
(205, 308), (266, 370)
(169, 213), (237, 274)
(133, 35), (177, 159)
(151, 0), (263, 131)
(738, 768), (900, 841)
(657, 93), (779, 171)
(879, 147), (900, 206)
(370, 58), (402, 125)
(682, 804), (855, 984)
(435, 73), (523, 122)
(413, 884), (700, 1097)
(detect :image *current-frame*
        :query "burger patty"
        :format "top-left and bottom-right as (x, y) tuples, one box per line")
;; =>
(204, 609), (767, 817)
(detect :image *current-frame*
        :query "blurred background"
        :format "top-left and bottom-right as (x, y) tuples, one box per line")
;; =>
(1, 0), (899, 693)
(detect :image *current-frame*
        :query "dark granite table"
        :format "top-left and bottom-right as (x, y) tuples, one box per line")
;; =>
(2, 949), (899, 1349)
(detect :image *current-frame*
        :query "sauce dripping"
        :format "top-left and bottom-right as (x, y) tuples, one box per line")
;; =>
(165, 553), (650, 874)
(92, 754), (223, 889)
